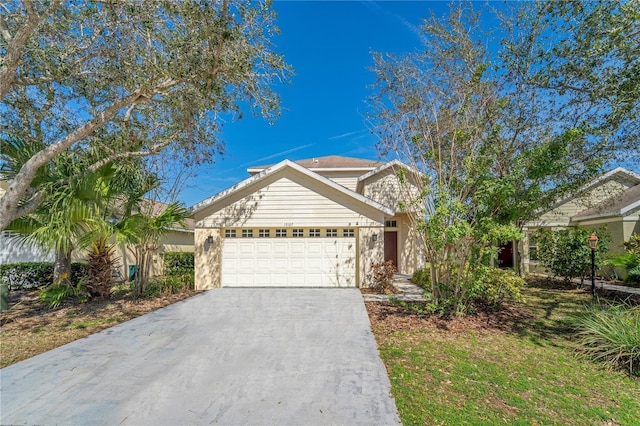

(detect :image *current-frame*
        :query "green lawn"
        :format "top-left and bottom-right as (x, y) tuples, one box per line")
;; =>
(371, 282), (640, 425)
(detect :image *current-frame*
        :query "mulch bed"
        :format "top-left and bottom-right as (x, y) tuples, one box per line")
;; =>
(0, 289), (200, 368)
(360, 285), (401, 295)
(365, 300), (532, 336)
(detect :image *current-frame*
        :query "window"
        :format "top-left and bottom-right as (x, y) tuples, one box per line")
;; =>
(343, 228), (355, 237)
(275, 229), (287, 237)
(258, 229), (270, 238)
(242, 229), (253, 238)
(385, 220), (397, 228)
(309, 229), (321, 237)
(225, 229), (236, 238)
(326, 228), (337, 237)
(292, 229), (304, 237)
(528, 234), (539, 261)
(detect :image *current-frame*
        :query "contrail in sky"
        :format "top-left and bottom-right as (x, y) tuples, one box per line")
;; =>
(239, 143), (314, 167)
(328, 129), (368, 140)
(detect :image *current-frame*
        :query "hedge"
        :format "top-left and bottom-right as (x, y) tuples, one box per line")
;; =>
(164, 252), (194, 276)
(0, 262), (88, 290)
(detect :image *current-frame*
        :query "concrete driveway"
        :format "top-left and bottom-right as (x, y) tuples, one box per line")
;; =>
(0, 288), (400, 425)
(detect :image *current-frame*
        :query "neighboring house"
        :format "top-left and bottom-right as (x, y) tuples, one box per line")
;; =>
(522, 167), (640, 275)
(0, 180), (55, 264)
(113, 199), (195, 280)
(191, 155), (424, 289)
(0, 181), (194, 278)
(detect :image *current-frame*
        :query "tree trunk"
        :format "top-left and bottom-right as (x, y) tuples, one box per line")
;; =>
(53, 247), (72, 285)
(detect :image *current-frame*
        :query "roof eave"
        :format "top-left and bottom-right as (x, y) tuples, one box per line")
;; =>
(191, 159), (394, 218)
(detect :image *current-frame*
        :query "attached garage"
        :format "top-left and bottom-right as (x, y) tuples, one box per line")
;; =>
(221, 232), (356, 287)
(192, 160), (394, 289)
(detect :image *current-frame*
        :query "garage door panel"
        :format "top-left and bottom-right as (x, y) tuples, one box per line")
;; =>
(222, 237), (356, 287)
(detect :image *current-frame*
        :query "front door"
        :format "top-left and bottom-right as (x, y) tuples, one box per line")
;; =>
(384, 231), (398, 272)
(497, 241), (514, 268)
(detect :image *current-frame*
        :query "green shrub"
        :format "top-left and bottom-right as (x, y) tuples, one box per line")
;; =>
(0, 262), (88, 290)
(606, 234), (640, 285)
(164, 252), (194, 277)
(535, 226), (610, 284)
(571, 300), (640, 376)
(411, 268), (431, 290)
(145, 273), (194, 297)
(478, 268), (525, 306)
(39, 281), (88, 309)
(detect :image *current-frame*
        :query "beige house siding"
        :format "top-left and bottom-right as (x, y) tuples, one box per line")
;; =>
(113, 230), (194, 280)
(196, 174), (385, 228)
(358, 226), (385, 287)
(195, 228), (221, 290)
(397, 213), (424, 274)
(315, 171), (364, 191)
(536, 178), (633, 226)
(362, 170), (421, 212)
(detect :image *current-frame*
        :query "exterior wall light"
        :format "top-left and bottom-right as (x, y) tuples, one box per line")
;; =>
(207, 235), (214, 244)
(372, 234), (378, 242)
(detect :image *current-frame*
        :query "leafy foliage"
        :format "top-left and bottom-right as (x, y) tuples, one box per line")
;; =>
(368, 1), (638, 314)
(534, 227), (609, 283)
(0, 262), (87, 290)
(477, 268), (525, 307)
(117, 202), (189, 296)
(411, 268), (430, 290)
(145, 274), (195, 298)
(572, 300), (640, 377)
(370, 261), (397, 292)
(0, 0), (292, 231)
(85, 238), (118, 300)
(164, 252), (195, 277)
(606, 233), (640, 285)
(39, 281), (87, 310)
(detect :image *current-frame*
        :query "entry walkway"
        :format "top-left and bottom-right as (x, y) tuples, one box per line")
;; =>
(574, 278), (640, 296)
(362, 274), (426, 302)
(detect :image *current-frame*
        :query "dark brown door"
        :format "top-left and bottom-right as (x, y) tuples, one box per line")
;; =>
(384, 231), (398, 271)
(497, 241), (514, 268)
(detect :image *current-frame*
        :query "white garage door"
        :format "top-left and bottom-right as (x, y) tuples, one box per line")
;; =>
(222, 238), (356, 287)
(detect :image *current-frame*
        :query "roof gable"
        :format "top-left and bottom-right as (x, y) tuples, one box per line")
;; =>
(549, 167), (640, 211)
(191, 159), (394, 221)
(355, 159), (423, 193)
(572, 184), (640, 221)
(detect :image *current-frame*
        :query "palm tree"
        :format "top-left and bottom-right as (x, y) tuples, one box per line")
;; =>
(117, 202), (189, 296)
(2, 138), (158, 292)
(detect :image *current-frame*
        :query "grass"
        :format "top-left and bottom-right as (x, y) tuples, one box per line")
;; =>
(369, 280), (640, 425)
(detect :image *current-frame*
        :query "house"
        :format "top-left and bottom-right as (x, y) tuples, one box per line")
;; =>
(0, 180), (193, 279)
(0, 180), (56, 264)
(113, 199), (195, 280)
(522, 167), (640, 275)
(191, 155), (424, 289)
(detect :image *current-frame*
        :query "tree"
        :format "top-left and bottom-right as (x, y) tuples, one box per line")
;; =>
(3, 137), (157, 286)
(0, 0), (292, 231)
(369, 2), (639, 312)
(117, 202), (189, 296)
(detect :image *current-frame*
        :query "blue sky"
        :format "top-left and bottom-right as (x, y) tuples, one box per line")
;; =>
(180, 1), (446, 207)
